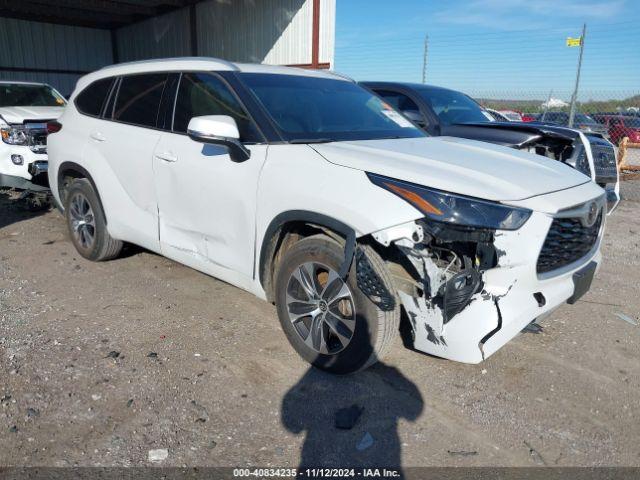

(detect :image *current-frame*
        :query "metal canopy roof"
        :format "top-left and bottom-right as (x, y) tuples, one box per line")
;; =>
(0, 0), (200, 29)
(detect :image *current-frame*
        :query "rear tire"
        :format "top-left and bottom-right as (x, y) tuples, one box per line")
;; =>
(64, 178), (122, 261)
(274, 234), (399, 374)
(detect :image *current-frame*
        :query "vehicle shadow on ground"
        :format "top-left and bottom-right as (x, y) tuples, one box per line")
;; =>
(0, 189), (50, 230)
(281, 316), (423, 474)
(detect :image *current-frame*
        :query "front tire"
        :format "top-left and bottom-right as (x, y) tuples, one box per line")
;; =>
(274, 235), (399, 374)
(64, 178), (122, 261)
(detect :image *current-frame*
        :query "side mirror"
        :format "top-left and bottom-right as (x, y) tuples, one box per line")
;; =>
(187, 115), (251, 162)
(401, 109), (427, 128)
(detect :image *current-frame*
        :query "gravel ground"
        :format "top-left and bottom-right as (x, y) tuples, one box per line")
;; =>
(0, 184), (639, 469)
(621, 174), (640, 201)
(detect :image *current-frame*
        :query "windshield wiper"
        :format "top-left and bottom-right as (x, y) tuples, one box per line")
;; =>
(288, 138), (334, 144)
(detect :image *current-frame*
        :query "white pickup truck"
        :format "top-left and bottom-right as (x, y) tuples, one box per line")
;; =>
(0, 80), (66, 192)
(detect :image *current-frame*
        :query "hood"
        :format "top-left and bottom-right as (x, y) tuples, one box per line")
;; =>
(446, 121), (580, 142)
(311, 136), (591, 202)
(0, 106), (64, 124)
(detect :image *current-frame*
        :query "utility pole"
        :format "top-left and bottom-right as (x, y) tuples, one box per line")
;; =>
(422, 34), (428, 84)
(568, 23), (586, 128)
(542, 89), (553, 121)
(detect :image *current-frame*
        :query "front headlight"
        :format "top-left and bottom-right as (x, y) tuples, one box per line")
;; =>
(1, 126), (28, 145)
(368, 173), (531, 230)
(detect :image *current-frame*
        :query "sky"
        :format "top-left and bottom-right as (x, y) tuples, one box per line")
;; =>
(334, 0), (640, 101)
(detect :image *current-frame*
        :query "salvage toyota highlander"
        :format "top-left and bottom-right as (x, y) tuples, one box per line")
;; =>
(47, 58), (606, 373)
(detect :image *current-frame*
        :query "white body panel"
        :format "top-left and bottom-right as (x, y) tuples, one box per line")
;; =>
(312, 136), (591, 202)
(0, 142), (47, 183)
(153, 132), (268, 291)
(47, 57), (608, 364)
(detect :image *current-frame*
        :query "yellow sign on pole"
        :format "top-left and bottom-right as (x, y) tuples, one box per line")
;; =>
(566, 37), (582, 47)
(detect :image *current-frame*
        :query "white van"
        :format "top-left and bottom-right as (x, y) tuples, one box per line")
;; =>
(48, 58), (606, 373)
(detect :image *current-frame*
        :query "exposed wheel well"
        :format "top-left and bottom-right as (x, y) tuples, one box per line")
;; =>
(259, 212), (356, 303)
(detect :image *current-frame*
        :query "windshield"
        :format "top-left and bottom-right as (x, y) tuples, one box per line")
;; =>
(240, 73), (425, 142)
(0, 84), (66, 107)
(416, 87), (492, 125)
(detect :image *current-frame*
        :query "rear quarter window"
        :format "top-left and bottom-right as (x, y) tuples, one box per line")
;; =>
(112, 73), (167, 128)
(75, 78), (114, 117)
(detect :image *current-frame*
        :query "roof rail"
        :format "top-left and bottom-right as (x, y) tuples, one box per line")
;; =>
(99, 56), (239, 72)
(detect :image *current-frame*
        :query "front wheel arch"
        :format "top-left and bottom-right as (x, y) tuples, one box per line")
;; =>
(259, 211), (356, 303)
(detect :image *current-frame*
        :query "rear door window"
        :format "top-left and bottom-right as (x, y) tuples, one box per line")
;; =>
(112, 73), (167, 128)
(75, 78), (114, 117)
(172, 72), (261, 142)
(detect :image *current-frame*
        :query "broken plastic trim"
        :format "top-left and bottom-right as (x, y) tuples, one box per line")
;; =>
(442, 259), (482, 323)
(478, 298), (503, 361)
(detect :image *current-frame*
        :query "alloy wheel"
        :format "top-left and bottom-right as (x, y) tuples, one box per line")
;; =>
(285, 262), (356, 355)
(68, 192), (96, 250)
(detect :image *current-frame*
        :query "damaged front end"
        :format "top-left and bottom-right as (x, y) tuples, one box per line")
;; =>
(366, 174), (604, 363)
(371, 217), (506, 363)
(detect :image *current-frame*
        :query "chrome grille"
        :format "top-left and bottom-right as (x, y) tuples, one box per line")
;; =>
(537, 211), (602, 274)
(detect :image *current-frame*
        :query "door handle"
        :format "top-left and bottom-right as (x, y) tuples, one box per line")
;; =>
(155, 152), (178, 163)
(90, 132), (106, 142)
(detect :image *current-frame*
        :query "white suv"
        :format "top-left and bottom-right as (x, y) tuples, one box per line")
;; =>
(48, 58), (606, 373)
(0, 81), (66, 192)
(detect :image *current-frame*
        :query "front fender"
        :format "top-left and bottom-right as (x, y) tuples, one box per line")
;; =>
(254, 144), (421, 288)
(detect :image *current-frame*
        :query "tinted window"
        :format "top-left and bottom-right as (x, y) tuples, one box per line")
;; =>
(240, 73), (424, 142)
(376, 90), (420, 113)
(173, 72), (260, 142)
(417, 88), (493, 125)
(113, 74), (167, 128)
(415, 87), (491, 126)
(0, 83), (66, 107)
(75, 78), (113, 116)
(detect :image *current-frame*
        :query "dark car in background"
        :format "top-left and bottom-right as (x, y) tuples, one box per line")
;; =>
(361, 81), (619, 212)
(537, 111), (609, 138)
(592, 114), (640, 145)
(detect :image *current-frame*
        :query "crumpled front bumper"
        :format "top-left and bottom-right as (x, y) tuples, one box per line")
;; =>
(0, 171), (49, 192)
(0, 145), (49, 192)
(388, 191), (606, 364)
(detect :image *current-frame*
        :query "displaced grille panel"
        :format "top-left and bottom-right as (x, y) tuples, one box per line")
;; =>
(591, 143), (617, 183)
(537, 212), (602, 274)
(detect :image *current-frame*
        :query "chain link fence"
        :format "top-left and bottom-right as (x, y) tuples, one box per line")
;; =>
(334, 21), (640, 169)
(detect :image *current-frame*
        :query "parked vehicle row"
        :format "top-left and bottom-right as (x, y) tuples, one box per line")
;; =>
(360, 82), (619, 212)
(592, 114), (640, 145)
(43, 58), (607, 373)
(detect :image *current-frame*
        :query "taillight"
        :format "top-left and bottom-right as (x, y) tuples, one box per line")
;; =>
(47, 120), (62, 134)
